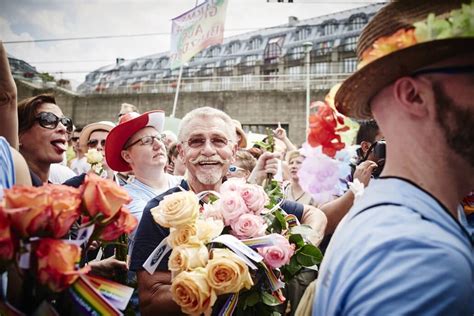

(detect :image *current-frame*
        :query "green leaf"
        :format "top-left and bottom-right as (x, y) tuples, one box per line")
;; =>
(274, 210), (287, 231)
(261, 291), (281, 306)
(289, 225), (314, 240)
(296, 245), (323, 266)
(245, 291), (260, 308)
(289, 234), (305, 248)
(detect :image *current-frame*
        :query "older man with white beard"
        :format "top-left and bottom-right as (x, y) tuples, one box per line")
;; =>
(130, 107), (327, 315)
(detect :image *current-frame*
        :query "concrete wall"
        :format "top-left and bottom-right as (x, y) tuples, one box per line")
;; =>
(16, 79), (328, 145)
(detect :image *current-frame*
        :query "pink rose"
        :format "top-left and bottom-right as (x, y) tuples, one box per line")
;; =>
(201, 203), (223, 221)
(259, 234), (295, 269)
(217, 192), (249, 226)
(240, 184), (268, 215)
(220, 178), (245, 194)
(230, 213), (267, 239)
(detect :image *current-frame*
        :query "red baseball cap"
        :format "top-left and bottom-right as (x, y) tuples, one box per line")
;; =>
(105, 110), (165, 172)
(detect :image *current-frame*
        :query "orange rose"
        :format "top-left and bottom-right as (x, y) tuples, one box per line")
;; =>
(44, 184), (82, 238)
(99, 207), (138, 241)
(81, 174), (131, 222)
(0, 207), (16, 262)
(35, 238), (90, 292)
(3, 186), (51, 237)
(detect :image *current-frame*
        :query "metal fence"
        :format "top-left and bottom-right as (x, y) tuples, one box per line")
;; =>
(91, 73), (350, 94)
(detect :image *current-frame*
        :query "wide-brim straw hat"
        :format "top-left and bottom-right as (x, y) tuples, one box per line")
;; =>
(105, 110), (165, 172)
(79, 121), (116, 151)
(335, 0), (474, 119)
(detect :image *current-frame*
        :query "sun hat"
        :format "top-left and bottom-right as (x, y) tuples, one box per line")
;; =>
(232, 119), (248, 148)
(105, 110), (165, 172)
(335, 0), (474, 119)
(79, 121), (116, 151)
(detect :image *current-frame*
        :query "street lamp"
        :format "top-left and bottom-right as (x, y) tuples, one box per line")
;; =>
(303, 41), (313, 135)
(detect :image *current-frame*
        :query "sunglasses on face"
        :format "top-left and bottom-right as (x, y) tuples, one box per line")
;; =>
(184, 136), (230, 149)
(35, 112), (73, 133)
(87, 139), (106, 148)
(70, 137), (79, 142)
(124, 135), (164, 149)
(228, 165), (246, 173)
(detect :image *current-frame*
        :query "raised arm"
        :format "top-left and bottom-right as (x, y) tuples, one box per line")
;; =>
(0, 41), (18, 149)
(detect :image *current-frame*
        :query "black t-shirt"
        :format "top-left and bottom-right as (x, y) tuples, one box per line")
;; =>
(130, 180), (305, 272)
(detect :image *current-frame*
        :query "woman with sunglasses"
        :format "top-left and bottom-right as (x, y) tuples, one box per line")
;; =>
(226, 149), (256, 181)
(17, 94), (73, 185)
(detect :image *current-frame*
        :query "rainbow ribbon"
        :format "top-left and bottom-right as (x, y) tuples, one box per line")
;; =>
(285, 214), (300, 228)
(69, 275), (122, 316)
(241, 236), (276, 249)
(261, 263), (285, 291)
(218, 294), (239, 316)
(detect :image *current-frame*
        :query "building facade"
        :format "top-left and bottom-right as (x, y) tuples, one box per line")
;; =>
(78, 3), (383, 95)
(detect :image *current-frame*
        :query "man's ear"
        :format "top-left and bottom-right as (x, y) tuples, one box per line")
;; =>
(177, 143), (186, 165)
(121, 150), (132, 164)
(392, 77), (430, 118)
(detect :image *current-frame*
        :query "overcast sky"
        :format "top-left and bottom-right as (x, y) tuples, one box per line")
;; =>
(1, 0), (383, 87)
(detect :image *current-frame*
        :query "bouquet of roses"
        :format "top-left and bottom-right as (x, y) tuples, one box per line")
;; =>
(0, 173), (137, 314)
(148, 178), (322, 315)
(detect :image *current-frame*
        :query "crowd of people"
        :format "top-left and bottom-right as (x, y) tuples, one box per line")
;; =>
(0, 0), (473, 315)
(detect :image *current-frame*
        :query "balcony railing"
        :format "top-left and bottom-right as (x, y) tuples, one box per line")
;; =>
(90, 73), (350, 94)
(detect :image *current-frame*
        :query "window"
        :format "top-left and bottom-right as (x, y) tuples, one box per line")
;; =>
(143, 60), (154, 70)
(223, 59), (236, 71)
(245, 55), (258, 66)
(248, 37), (262, 50)
(228, 42), (241, 54)
(311, 62), (329, 74)
(204, 63), (215, 75)
(210, 46), (221, 57)
(295, 28), (311, 41)
(343, 58), (357, 73)
(159, 58), (169, 69)
(264, 36), (285, 61)
(289, 46), (305, 60)
(129, 63), (139, 74)
(322, 23), (337, 36)
(242, 74), (254, 88)
(344, 36), (358, 51)
(222, 77), (231, 90)
(315, 41), (333, 56)
(287, 66), (301, 77)
(349, 16), (365, 31)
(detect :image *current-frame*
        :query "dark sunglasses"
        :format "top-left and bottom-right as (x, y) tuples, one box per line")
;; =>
(412, 65), (474, 77)
(35, 112), (73, 133)
(70, 137), (80, 142)
(87, 139), (106, 148)
(183, 136), (230, 149)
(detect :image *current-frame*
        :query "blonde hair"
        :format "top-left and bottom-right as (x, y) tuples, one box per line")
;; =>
(235, 150), (257, 172)
(286, 150), (302, 164)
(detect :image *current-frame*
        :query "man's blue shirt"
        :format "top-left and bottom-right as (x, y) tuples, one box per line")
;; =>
(313, 177), (474, 316)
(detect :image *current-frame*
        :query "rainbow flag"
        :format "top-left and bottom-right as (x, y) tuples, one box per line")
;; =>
(69, 275), (122, 316)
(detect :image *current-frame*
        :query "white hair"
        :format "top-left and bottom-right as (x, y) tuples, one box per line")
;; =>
(178, 107), (236, 142)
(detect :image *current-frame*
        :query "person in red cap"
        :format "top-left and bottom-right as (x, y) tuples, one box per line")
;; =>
(105, 110), (183, 251)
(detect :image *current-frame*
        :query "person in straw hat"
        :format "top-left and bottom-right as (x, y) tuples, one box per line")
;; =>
(312, 1), (474, 315)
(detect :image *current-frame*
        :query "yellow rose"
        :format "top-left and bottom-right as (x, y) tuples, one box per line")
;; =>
(85, 148), (103, 164)
(171, 268), (217, 316)
(169, 243), (209, 275)
(151, 191), (199, 228)
(196, 218), (224, 244)
(168, 224), (197, 248)
(206, 248), (253, 295)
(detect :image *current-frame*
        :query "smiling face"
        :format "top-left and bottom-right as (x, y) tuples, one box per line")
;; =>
(121, 127), (167, 174)
(20, 102), (69, 169)
(178, 116), (236, 190)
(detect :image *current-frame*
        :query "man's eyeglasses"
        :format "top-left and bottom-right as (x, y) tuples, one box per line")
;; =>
(184, 136), (230, 149)
(35, 112), (73, 133)
(87, 139), (106, 148)
(412, 65), (474, 77)
(228, 165), (246, 173)
(124, 135), (164, 149)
